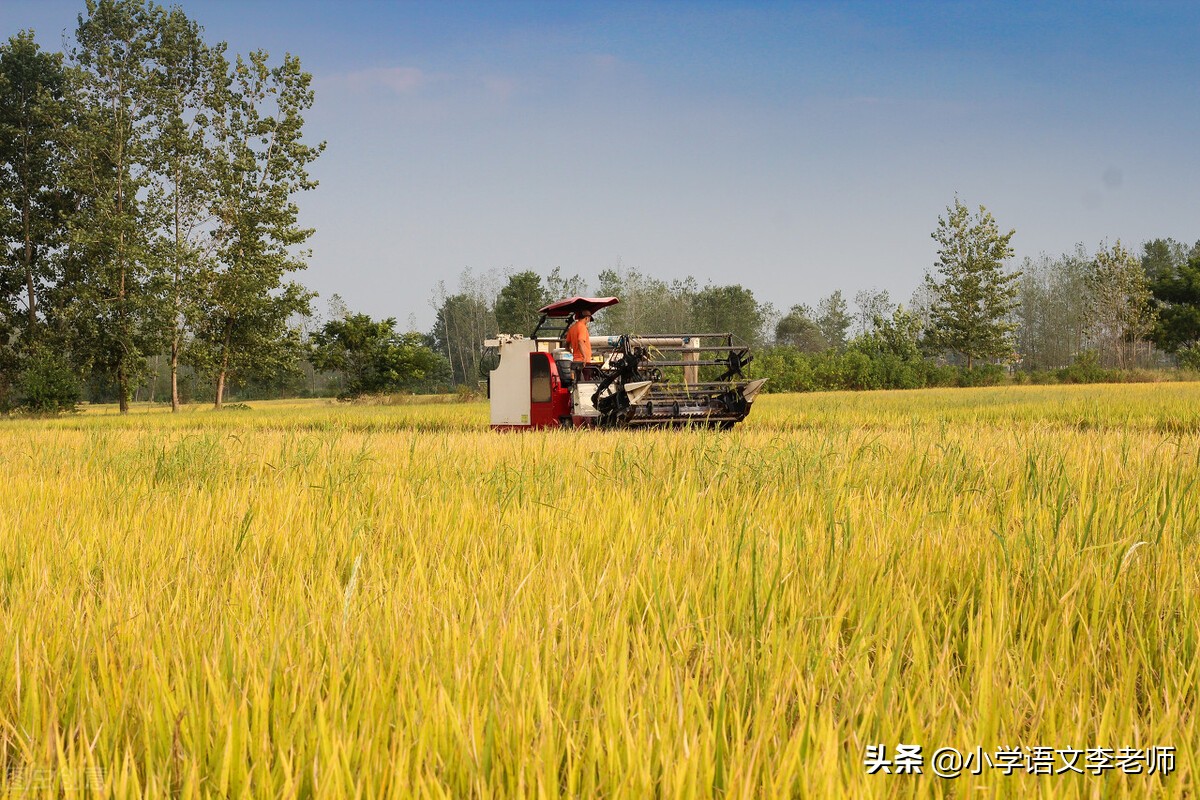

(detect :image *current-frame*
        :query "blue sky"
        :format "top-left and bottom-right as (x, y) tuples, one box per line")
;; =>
(3, 1), (1198, 329)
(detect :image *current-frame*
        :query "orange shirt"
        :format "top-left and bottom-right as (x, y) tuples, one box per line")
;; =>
(565, 318), (591, 362)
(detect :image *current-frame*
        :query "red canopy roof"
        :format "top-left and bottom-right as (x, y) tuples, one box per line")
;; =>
(537, 296), (619, 318)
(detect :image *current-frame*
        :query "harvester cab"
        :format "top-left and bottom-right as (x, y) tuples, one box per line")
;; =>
(483, 296), (766, 430)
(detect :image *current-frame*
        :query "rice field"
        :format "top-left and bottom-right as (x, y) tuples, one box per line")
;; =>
(1, 383), (1198, 798)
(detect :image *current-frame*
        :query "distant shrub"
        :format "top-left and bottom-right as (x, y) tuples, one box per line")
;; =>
(750, 347), (943, 393)
(749, 343), (1196, 395)
(16, 349), (81, 413)
(1177, 344), (1200, 371)
(1058, 351), (1112, 384)
(1120, 369), (1164, 384)
(920, 363), (960, 388)
(749, 348), (811, 392)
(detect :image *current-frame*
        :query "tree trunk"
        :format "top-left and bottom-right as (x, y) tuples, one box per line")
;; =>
(147, 354), (158, 404)
(171, 170), (183, 412)
(116, 111), (129, 415)
(23, 193), (35, 334)
(118, 360), (129, 414)
(214, 318), (232, 408)
(171, 334), (180, 412)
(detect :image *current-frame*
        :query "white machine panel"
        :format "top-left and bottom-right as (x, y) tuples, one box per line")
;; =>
(572, 382), (600, 418)
(488, 336), (537, 426)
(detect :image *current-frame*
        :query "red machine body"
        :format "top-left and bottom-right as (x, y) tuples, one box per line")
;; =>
(528, 351), (572, 429)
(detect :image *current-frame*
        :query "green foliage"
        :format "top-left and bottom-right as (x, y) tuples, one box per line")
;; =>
(1039, 351), (1173, 385)
(1141, 237), (1190, 282)
(750, 304), (1016, 393)
(852, 288), (893, 337)
(544, 267), (586, 301)
(8, 9), (1200, 408)
(594, 268), (695, 335)
(1177, 344), (1200, 371)
(848, 306), (924, 362)
(749, 339), (1173, 393)
(146, 6), (222, 410)
(774, 305), (827, 351)
(747, 342), (953, 394)
(747, 347), (815, 392)
(493, 270), (546, 336)
(1059, 350), (1109, 383)
(0, 31), (68, 344)
(816, 290), (851, 351)
(0, 4), (329, 410)
(692, 283), (768, 346)
(1014, 247), (1091, 370)
(192, 48), (323, 406)
(954, 364), (1006, 387)
(431, 289), (494, 385)
(63, 0), (168, 413)
(311, 313), (450, 399)
(15, 347), (80, 412)
(1149, 241), (1200, 355)
(925, 198), (1019, 367)
(590, 274), (770, 346)
(1086, 240), (1155, 369)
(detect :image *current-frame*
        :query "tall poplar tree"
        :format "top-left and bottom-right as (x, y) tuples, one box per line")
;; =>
(65, 0), (165, 413)
(0, 31), (68, 343)
(493, 270), (546, 335)
(1014, 247), (1091, 370)
(431, 289), (495, 385)
(194, 50), (322, 407)
(147, 6), (219, 410)
(0, 31), (68, 403)
(816, 290), (851, 351)
(925, 198), (1019, 368)
(1087, 240), (1155, 369)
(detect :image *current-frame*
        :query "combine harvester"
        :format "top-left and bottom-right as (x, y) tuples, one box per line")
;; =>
(484, 296), (766, 430)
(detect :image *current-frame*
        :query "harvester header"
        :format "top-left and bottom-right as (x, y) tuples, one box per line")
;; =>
(484, 296), (765, 430)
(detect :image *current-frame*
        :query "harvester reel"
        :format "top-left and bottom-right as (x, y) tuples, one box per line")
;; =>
(716, 349), (750, 382)
(592, 342), (647, 426)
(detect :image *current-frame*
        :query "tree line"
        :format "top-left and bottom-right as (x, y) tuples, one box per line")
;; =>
(425, 199), (1200, 395)
(0, 0), (320, 412)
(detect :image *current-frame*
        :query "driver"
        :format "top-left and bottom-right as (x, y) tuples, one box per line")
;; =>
(565, 309), (593, 363)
